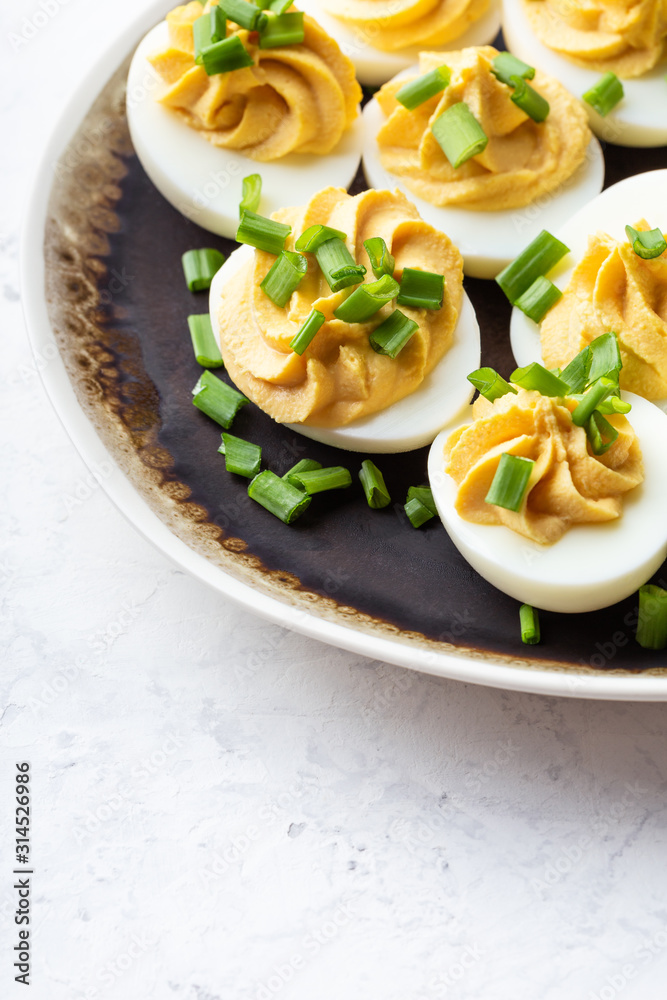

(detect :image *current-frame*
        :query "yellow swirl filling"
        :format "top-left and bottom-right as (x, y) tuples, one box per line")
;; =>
(321, 0), (490, 52)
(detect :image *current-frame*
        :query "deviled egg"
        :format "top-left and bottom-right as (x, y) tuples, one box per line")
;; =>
(503, 0), (667, 146)
(298, 0), (502, 86)
(361, 47), (605, 278)
(209, 187), (481, 452)
(510, 169), (667, 413)
(126, 2), (364, 238)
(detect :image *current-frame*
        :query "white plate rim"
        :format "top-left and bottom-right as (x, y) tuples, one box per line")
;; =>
(20, 0), (667, 700)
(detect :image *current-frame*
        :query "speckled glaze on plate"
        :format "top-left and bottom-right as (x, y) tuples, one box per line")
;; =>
(22, 0), (667, 698)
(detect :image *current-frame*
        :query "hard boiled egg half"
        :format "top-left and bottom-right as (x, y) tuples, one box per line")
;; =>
(297, 0), (502, 86)
(503, 0), (667, 146)
(126, 20), (364, 239)
(510, 168), (667, 414)
(361, 67), (605, 279)
(209, 244), (481, 452)
(428, 393), (667, 613)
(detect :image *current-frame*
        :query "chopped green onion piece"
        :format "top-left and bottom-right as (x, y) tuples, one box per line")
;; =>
(290, 466), (352, 494)
(193, 14), (214, 60)
(258, 10), (304, 48)
(485, 453), (534, 512)
(519, 604), (540, 645)
(510, 362), (570, 397)
(220, 0), (266, 30)
(237, 210), (291, 255)
(290, 308), (325, 355)
(496, 229), (570, 304)
(636, 585), (667, 650)
(514, 275), (562, 322)
(192, 370), (248, 428)
(240, 173), (262, 216)
(198, 34), (255, 75)
(264, 0), (294, 12)
(359, 460), (391, 509)
(431, 101), (488, 169)
(315, 238), (366, 292)
(509, 75), (550, 122)
(572, 376), (616, 425)
(188, 314), (223, 368)
(586, 410), (618, 455)
(395, 65), (451, 110)
(295, 224), (347, 252)
(596, 396), (631, 415)
(210, 5), (227, 41)
(369, 309), (419, 358)
(467, 367), (518, 402)
(363, 237), (395, 278)
(182, 248), (225, 291)
(406, 485), (437, 516)
(625, 224), (667, 260)
(491, 52), (535, 86)
(397, 267), (445, 310)
(583, 71), (624, 117)
(404, 497), (434, 528)
(587, 331), (622, 383)
(248, 470), (311, 524)
(220, 432), (262, 477)
(334, 274), (400, 323)
(560, 347), (590, 394)
(283, 458), (322, 490)
(260, 250), (307, 307)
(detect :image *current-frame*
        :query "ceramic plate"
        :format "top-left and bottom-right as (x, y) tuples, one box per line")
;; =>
(21, 0), (667, 699)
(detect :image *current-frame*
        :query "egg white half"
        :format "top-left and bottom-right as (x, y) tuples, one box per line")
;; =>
(209, 243), (481, 452)
(126, 21), (364, 239)
(503, 0), (667, 147)
(428, 392), (667, 613)
(361, 80), (605, 279)
(510, 168), (667, 414)
(298, 0), (502, 86)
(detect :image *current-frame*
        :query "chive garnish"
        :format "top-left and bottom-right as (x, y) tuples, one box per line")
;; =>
(359, 460), (391, 509)
(625, 224), (667, 260)
(283, 459), (322, 490)
(369, 309), (419, 358)
(188, 314), (223, 368)
(467, 367), (518, 402)
(220, 432), (262, 477)
(240, 174), (262, 217)
(315, 238), (366, 293)
(295, 224), (347, 252)
(289, 466), (352, 494)
(587, 331), (622, 383)
(263, 0), (294, 12)
(258, 11), (304, 48)
(220, 0), (266, 31)
(197, 34), (255, 75)
(260, 250), (307, 307)
(395, 65), (451, 110)
(496, 229), (570, 304)
(636, 585), (667, 650)
(583, 72), (624, 117)
(404, 497), (435, 528)
(431, 102), (488, 169)
(485, 453), (534, 512)
(509, 75), (549, 122)
(571, 376), (616, 425)
(363, 237), (395, 279)
(290, 309), (326, 355)
(596, 396), (631, 415)
(237, 211), (291, 255)
(519, 604), (540, 645)
(193, 14), (214, 60)
(182, 248), (225, 291)
(192, 370), (248, 428)
(560, 345), (590, 394)
(248, 470), (311, 524)
(397, 268), (444, 310)
(210, 5), (227, 42)
(406, 485), (437, 516)
(491, 52), (535, 86)
(334, 274), (399, 323)
(511, 362), (570, 397)
(514, 275), (562, 323)
(585, 411), (618, 455)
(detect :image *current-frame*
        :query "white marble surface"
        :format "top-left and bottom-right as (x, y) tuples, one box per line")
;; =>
(2, 3), (667, 998)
